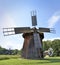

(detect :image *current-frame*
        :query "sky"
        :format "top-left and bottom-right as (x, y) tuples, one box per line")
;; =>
(0, 0), (60, 50)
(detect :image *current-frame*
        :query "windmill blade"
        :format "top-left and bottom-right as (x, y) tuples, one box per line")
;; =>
(38, 27), (50, 33)
(31, 11), (37, 26)
(14, 27), (34, 34)
(3, 27), (34, 36)
(38, 27), (55, 33)
(31, 15), (37, 26)
(50, 28), (56, 33)
(3, 28), (15, 36)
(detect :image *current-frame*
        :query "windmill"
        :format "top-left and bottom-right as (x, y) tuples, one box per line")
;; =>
(3, 11), (54, 59)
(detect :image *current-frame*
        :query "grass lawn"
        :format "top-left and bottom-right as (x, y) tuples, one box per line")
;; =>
(0, 55), (60, 65)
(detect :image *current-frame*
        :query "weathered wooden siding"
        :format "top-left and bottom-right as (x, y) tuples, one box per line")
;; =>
(21, 33), (44, 59)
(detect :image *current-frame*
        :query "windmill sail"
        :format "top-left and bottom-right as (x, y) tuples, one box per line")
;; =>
(14, 27), (33, 34)
(32, 15), (37, 26)
(38, 28), (50, 32)
(3, 28), (15, 36)
(3, 27), (34, 36)
(31, 11), (37, 26)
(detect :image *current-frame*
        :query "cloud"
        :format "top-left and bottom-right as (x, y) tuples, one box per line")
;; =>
(48, 11), (60, 28)
(0, 13), (16, 28)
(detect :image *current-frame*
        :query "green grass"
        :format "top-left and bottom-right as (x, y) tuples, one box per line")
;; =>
(0, 55), (60, 65)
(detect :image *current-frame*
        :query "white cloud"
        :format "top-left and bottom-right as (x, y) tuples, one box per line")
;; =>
(0, 13), (16, 28)
(48, 11), (60, 28)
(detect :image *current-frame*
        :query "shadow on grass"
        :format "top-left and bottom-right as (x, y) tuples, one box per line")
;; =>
(44, 58), (60, 63)
(36, 58), (60, 64)
(0, 57), (10, 60)
(0, 55), (20, 61)
(22, 58), (60, 64)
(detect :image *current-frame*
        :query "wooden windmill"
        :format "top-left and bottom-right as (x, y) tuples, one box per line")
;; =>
(3, 11), (54, 59)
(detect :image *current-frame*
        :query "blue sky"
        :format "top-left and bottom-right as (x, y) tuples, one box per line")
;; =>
(0, 0), (60, 50)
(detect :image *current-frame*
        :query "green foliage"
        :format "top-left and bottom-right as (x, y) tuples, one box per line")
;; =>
(43, 39), (60, 56)
(52, 39), (60, 56)
(0, 46), (21, 55)
(43, 40), (52, 51)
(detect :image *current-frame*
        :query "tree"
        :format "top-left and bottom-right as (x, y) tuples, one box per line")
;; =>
(52, 39), (60, 56)
(43, 39), (60, 56)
